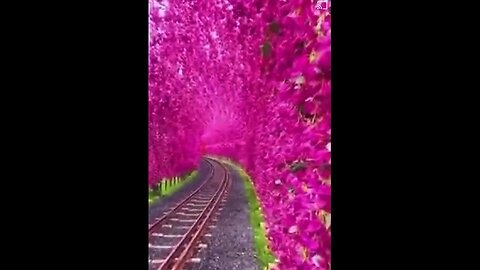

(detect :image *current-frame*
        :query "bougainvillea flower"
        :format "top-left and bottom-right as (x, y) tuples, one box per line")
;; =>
(149, 0), (330, 268)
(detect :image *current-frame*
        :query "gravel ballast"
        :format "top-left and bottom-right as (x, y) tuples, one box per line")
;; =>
(148, 160), (212, 224)
(188, 164), (259, 270)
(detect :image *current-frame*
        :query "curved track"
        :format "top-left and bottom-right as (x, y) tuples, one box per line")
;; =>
(148, 158), (231, 270)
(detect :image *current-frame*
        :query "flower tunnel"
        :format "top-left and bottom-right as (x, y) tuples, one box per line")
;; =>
(149, 0), (331, 269)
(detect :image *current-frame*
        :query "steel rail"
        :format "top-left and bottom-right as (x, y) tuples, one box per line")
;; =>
(157, 158), (230, 270)
(148, 161), (215, 233)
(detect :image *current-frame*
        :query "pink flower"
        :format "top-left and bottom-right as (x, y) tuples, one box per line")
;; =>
(149, 1), (331, 267)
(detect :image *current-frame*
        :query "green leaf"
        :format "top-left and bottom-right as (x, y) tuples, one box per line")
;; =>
(261, 41), (272, 57)
(268, 21), (280, 34)
(289, 161), (306, 172)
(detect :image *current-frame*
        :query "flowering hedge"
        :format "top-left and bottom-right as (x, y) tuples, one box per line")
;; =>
(149, 0), (330, 269)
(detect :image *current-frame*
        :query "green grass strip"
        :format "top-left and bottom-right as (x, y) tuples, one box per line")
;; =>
(149, 171), (198, 206)
(241, 170), (276, 269)
(207, 156), (276, 269)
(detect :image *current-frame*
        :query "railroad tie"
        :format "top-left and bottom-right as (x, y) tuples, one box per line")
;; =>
(158, 233), (184, 238)
(186, 203), (208, 207)
(182, 207), (203, 212)
(178, 219), (197, 222)
(177, 212), (199, 217)
(176, 225), (193, 229)
(149, 244), (174, 249)
(151, 233), (184, 238)
(149, 259), (165, 264)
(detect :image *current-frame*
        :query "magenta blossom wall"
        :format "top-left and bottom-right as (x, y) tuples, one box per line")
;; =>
(149, 0), (330, 269)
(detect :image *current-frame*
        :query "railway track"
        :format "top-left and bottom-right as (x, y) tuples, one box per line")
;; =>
(148, 158), (231, 270)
